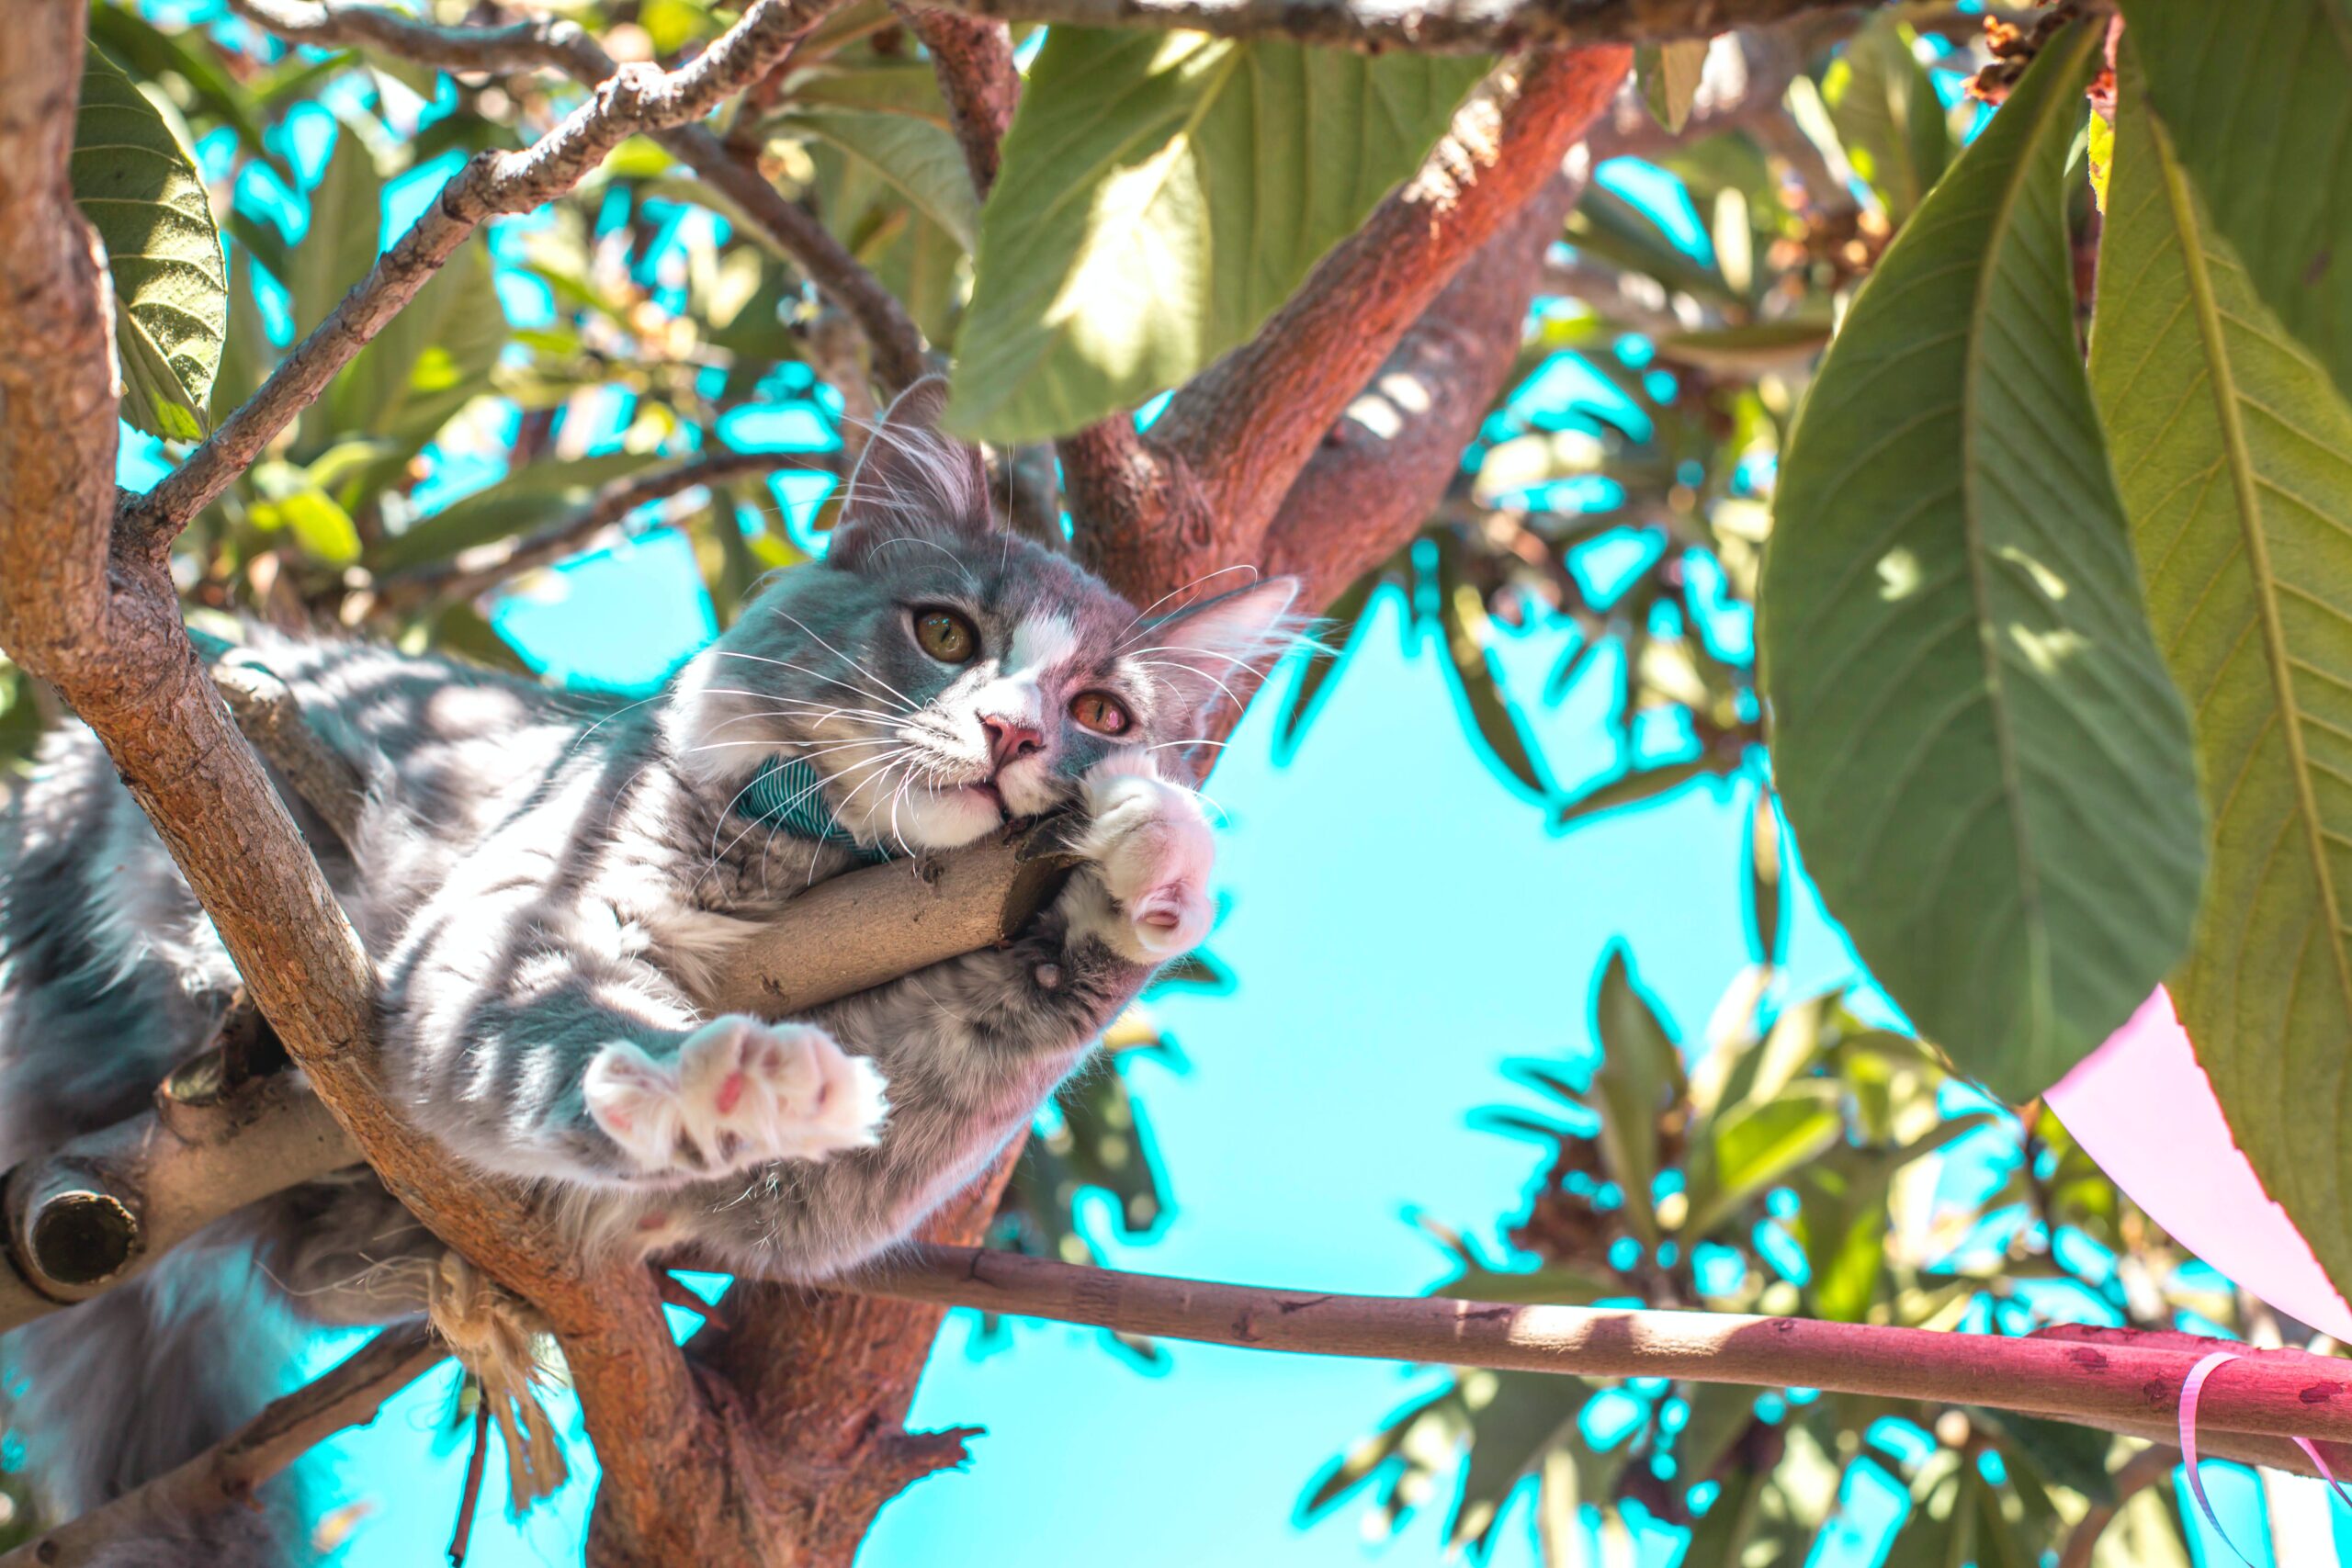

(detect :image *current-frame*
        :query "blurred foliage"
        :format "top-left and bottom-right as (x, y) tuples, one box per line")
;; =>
(1302, 946), (2224, 1564)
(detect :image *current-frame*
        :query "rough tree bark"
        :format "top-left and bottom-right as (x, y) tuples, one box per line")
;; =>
(915, 0), (1871, 52)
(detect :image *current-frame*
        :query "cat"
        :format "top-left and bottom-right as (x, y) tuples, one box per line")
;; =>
(0, 376), (1300, 1563)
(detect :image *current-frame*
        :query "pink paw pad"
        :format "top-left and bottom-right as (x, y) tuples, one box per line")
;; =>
(583, 1016), (889, 1181)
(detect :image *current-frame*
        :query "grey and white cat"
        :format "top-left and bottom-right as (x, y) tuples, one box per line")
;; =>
(0, 378), (1298, 1563)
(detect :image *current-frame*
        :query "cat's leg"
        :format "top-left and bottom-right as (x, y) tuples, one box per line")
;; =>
(680, 758), (1218, 1276)
(1058, 755), (1219, 966)
(386, 885), (886, 1190)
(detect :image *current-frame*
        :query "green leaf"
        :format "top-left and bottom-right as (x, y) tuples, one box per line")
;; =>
(1795, 1154), (1892, 1322)
(2087, 42), (2352, 1301)
(1637, 39), (1708, 134)
(1568, 184), (1739, 311)
(1759, 23), (2205, 1101)
(326, 236), (507, 458)
(782, 62), (953, 127)
(368, 452), (670, 574)
(291, 129), (383, 338)
(2117, 0), (2352, 410)
(1675, 1382), (1762, 1487)
(1747, 787), (1784, 967)
(249, 460), (362, 567)
(1821, 12), (1950, 225)
(85, 2), (272, 168)
(2092, 1480), (2193, 1568)
(1589, 947), (1685, 1246)
(1653, 320), (1832, 377)
(775, 109), (978, 252)
(1432, 533), (1552, 802)
(1682, 1462), (1768, 1565)
(1449, 1373), (1591, 1553)
(71, 44), (226, 442)
(1552, 759), (1715, 829)
(1968, 1407), (2115, 1504)
(946, 30), (1487, 441)
(1685, 1087), (1843, 1238)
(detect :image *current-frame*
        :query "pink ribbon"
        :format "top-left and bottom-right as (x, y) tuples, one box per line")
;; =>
(2177, 1349), (2352, 1562)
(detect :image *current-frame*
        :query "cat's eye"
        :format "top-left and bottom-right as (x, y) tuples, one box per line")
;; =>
(911, 608), (978, 663)
(1070, 692), (1132, 736)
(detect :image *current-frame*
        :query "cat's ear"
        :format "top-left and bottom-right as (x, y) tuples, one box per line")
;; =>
(1137, 576), (1305, 732)
(828, 374), (993, 569)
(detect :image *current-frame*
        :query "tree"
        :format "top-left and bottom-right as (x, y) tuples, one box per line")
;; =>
(3, 1), (2351, 1564)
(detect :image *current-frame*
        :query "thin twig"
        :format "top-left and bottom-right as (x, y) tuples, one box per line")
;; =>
(227, 0), (932, 391)
(852, 1245), (2352, 1446)
(378, 447), (837, 605)
(0, 1322), (444, 1568)
(131, 0), (838, 547)
(448, 1395), (492, 1568)
(894, 5), (1021, 197)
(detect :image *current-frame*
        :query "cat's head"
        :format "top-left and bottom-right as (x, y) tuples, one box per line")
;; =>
(668, 377), (1300, 852)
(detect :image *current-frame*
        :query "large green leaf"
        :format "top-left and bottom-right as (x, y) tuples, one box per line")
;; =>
(944, 30), (1486, 441)
(2118, 0), (2352, 411)
(1820, 11), (1949, 226)
(85, 2), (272, 169)
(292, 129), (384, 339)
(71, 44), (226, 442)
(324, 235), (506, 459)
(2087, 45), (2352, 1298)
(1759, 23), (2204, 1101)
(775, 109), (977, 251)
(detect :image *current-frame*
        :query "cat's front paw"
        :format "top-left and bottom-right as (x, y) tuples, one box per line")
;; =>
(1069, 762), (1216, 963)
(582, 1016), (888, 1181)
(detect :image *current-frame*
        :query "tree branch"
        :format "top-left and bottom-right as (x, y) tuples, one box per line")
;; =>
(912, 0), (1872, 53)
(854, 1246), (2352, 1446)
(227, 0), (933, 392)
(1261, 153), (1593, 610)
(1069, 46), (1631, 605)
(0, 1322), (444, 1568)
(130, 0), (829, 548)
(894, 6), (1021, 198)
(2, 8), (774, 1557)
(376, 446), (837, 607)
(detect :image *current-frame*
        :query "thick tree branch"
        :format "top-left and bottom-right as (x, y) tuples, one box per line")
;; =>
(228, 0), (933, 392)
(1, 8), (765, 1558)
(1, 1056), (351, 1316)
(915, 0), (1871, 52)
(895, 6), (1020, 198)
(1261, 154), (1593, 609)
(855, 1247), (2352, 1446)
(1069, 46), (1631, 604)
(0, 1322), (444, 1568)
(377, 446), (837, 606)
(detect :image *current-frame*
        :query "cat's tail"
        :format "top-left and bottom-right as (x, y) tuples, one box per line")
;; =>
(1, 1228), (311, 1565)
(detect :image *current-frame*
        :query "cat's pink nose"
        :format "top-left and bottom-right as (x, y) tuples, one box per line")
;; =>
(979, 714), (1043, 767)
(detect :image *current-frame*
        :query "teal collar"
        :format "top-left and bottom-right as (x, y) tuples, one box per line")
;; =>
(736, 755), (898, 865)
